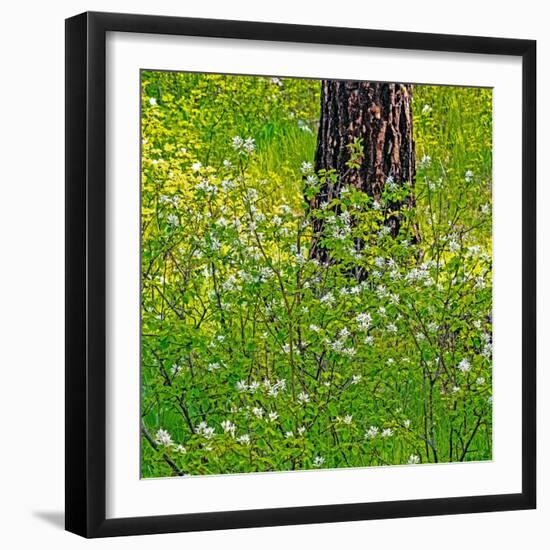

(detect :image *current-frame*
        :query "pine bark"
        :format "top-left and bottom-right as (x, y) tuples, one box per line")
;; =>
(310, 80), (419, 262)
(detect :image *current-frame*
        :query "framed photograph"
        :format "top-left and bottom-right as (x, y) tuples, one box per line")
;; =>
(65, 11), (536, 538)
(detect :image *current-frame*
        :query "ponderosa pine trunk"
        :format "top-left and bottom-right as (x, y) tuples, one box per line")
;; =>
(310, 80), (419, 263)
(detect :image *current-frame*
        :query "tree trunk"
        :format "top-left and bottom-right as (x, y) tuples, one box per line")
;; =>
(310, 80), (419, 263)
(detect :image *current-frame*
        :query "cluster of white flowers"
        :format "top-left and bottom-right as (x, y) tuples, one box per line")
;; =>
(457, 358), (471, 373)
(196, 421), (215, 439)
(221, 420), (236, 437)
(365, 426), (379, 439)
(195, 179), (218, 194)
(236, 434), (251, 445)
(320, 292), (335, 306)
(232, 135), (256, 154)
(297, 391), (310, 404)
(171, 363), (182, 376)
(166, 213), (179, 226)
(313, 456), (325, 467)
(252, 407), (264, 419)
(301, 161), (313, 175)
(419, 155), (431, 168)
(155, 428), (173, 447)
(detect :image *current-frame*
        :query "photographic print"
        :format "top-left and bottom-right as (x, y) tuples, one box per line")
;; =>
(140, 71), (493, 478)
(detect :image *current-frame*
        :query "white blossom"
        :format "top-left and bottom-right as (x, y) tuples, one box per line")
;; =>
(155, 428), (173, 447)
(313, 456), (325, 467)
(297, 392), (310, 404)
(221, 420), (236, 437)
(365, 426), (379, 439)
(457, 358), (471, 373)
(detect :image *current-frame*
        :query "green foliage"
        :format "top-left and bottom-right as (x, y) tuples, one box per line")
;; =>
(140, 72), (492, 478)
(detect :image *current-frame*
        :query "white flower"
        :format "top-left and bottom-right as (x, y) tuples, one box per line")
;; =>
(457, 358), (471, 373)
(309, 324), (321, 333)
(481, 203), (490, 215)
(408, 454), (420, 464)
(270, 77), (283, 86)
(171, 364), (182, 376)
(221, 420), (236, 437)
(296, 119), (312, 133)
(465, 170), (474, 182)
(403, 419), (411, 429)
(320, 292), (335, 306)
(422, 104), (431, 113)
(381, 428), (394, 438)
(252, 407), (264, 419)
(449, 239), (460, 253)
(301, 161), (313, 175)
(268, 411), (279, 422)
(356, 312), (372, 330)
(248, 381), (260, 393)
(342, 347), (357, 357)
(297, 426), (306, 436)
(306, 174), (318, 186)
(419, 155), (431, 168)
(476, 377), (486, 385)
(364, 335), (374, 346)
(351, 375), (362, 385)
(365, 426), (379, 439)
(175, 444), (187, 454)
(207, 362), (222, 371)
(243, 137), (256, 153)
(452, 385), (461, 394)
(223, 159), (232, 168)
(167, 213), (179, 226)
(343, 415), (353, 425)
(232, 136), (244, 150)
(236, 380), (248, 393)
(192, 161), (202, 172)
(237, 434), (251, 445)
(313, 456), (325, 467)
(155, 428), (173, 447)
(387, 323), (398, 334)
(149, 97), (157, 106)
(285, 431), (294, 438)
(297, 392), (310, 404)
(339, 327), (350, 339)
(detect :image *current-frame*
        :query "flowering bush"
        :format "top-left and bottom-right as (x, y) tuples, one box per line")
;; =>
(141, 72), (492, 477)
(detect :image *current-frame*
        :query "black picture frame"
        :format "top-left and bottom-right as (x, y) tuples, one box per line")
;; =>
(65, 11), (536, 538)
